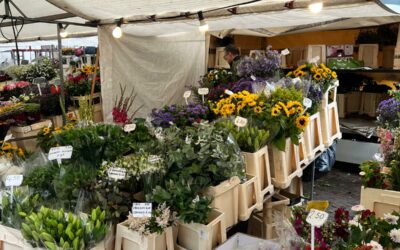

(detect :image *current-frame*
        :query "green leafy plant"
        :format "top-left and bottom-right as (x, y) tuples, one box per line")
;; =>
(21, 206), (107, 250)
(359, 161), (387, 189)
(23, 163), (59, 199)
(217, 119), (270, 152)
(1, 188), (41, 229)
(149, 179), (212, 224)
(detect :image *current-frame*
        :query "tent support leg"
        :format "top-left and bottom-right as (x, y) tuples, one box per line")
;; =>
(57, 23), (66, 126)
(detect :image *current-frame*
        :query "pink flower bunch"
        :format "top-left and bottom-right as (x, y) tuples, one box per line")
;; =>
(377, 127), (394, 162)
(15, 81), (30, 89)
(2, 83), (16, 91)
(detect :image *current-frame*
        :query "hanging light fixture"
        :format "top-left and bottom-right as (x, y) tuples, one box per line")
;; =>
(59, 24), (68, 38)
(112, 19), (123, 38)
(308, 0), (323, 13)
(198, 11), (209, 32)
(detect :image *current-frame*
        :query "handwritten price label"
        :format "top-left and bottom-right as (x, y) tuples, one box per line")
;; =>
(48, 146), (73, 161)
(198, 88), (209, 95)
(124, 123), (136, 132)
(107, 167), (127, 180)
(281, 48), (290, 56)
(5, 175), (23, 187)
(132, 203), (152, 218)
(303, 98), (313, 109)
(250, 75), (257, 81)
(224, 89), (234, 96)
(183, 91), (191, 99)
(306, 209), (329, 227)
(234, 116), (248, 128)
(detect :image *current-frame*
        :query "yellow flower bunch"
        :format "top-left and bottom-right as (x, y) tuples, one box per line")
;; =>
(212, 90), (264, 117)
(40, 123), (75, 137)
(287, 63), (337, 81)
(81, 65), (97, 74)
(0, 142), (25, 159)
(271, 100), (309, 130)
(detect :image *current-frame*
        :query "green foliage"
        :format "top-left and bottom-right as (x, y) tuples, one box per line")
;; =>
(270, 86), (303, 104)
(24, 58), (57, 81)
(217, 119), (270, 152)
(23, 163), (59, 199)
(125, 118), (157, 153)
(54, 124), (130, 167)
(1, 188), (41, 229)
(66, 80), (101, 97)
(5, 64), (30, 81)
(21, 206), (107, 250)
(148, 180), (211, 224)
(161, 122), (245, 189)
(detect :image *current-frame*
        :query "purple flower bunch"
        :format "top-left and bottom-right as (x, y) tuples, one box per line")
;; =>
(151, 103), (210, 128)
(377, 97), (400, 128)
(236, 50), (281, 78)
(207, 79), (255, 102)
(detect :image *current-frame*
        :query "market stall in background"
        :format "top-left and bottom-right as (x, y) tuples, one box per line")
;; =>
(0, 0), (399, 249)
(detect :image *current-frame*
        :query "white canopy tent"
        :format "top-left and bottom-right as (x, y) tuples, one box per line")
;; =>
(0, 0), (399, 120)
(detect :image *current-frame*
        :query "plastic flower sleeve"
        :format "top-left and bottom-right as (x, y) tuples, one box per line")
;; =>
(273, 210), (306, 249)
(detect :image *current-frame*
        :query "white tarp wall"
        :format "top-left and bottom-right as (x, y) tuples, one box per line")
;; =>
(98, 26), (205, 121)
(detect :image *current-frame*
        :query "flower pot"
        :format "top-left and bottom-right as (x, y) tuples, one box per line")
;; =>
(10, 120), (51, 152)
(238, 175), (262, 221)
(360, 186), (400, 218)
(268, 139), (302, 189)
(177, 209), (226, 250)
(241, 145), (274, 201)
(320, 82), (342, 147)
(204, 177), (240, 228)
(303, 112), (325, 160)
(115, 222), (174, 250)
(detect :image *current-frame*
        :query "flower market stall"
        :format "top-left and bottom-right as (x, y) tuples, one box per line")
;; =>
(0, 0), (400, 250)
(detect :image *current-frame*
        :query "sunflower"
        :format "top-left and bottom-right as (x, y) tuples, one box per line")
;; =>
(2, 143), (11, 151)
(296, 115), (309, 129)
(298, 64), (307, 70)
(289, 108), (296, 115)
(54, 127), (62, 134)
(212, 108), (219, 115)
(287, 101), (302, 108)
(322, 72), (328, 78)
(331, 72), (337, 79)
(43, 127), (51, 135)
(278, 102), (290, 117)
(271, 107), (281, 117)
(316, 68), (324, 74)
(295, 71), (304, 78)
(310, 66), (317, 73)
(254, 106), (262, 113)
(297, 106), (304, 114)
(313, 73), (323, 81)
(325, 68), (332, 74)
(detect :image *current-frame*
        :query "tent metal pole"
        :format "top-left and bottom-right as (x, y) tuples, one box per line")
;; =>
(57, 23), (66, 125)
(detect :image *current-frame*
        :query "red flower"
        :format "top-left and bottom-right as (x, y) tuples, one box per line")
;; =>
(50, 85), (61, 94)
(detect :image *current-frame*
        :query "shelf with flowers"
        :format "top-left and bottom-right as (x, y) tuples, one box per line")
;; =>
(359, 90), (400, 218)
(287, 63), (341, 147)
(290, 204), (400, 249)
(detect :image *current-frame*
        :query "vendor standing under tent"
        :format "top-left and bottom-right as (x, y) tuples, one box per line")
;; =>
(224, 44), (241, 73)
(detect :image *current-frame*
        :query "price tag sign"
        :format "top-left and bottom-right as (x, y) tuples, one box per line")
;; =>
(303, 98), (313, 109)
(224, 89), (234, 96)
(234, 116), (248, 128)
(198, 88), (209, 95)
(306, 209), (329, 227)
(5, 175), (23, 187)
(107, 167), (127, 180)
(183, 91), (191, 99)
(124, 123), (136, 132)
(132, 203), (152, 218)
(148, 155), (162, 163)
(48, 146), (73, 161)
(250, 75), (257, 81)
(309, 56), (320, 64)
(281, 48), (290, 56)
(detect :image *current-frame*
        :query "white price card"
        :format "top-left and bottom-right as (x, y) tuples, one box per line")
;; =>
(198, 88), (209, 95)
(303, 98), (313, 109)
(250, 75), (257, 81)
(148, 155), (162, 163)
(224, 89), (234, 96)
(306, 209), (329, 227)
(234, 116), (248, 128)
(5, 175), (23, 187)
(132, 203), (152, 218)
(309, 56), (320, 64)
(48, 146), (73, 161)
(124, 123), (136, 132)
(107, 167), (127, 180)
(183, 91), (191, 99)
(281, 48), (290, 56)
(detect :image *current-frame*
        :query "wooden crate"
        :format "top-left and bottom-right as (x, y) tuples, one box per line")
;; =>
(345, 91), (361, 114)
(337, 94), (346, 118)
(358, 44), (379, 68)
(204, 177), (240, 228)
(360, 187), (400, 218)
(320, 83), (342, 147)
(305, 44), (326, 64)
(177, 210), (226, 250)
(303, 112), (325, 161)
(238, 175), (262, 221)
(115, 222), (173, 250)
(359, 92), (378, 117)
(10, 120), (51, 152)
(242, 145), (274, 201)
(298, 134), (309, 167)
(268, 139), (303, 189)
